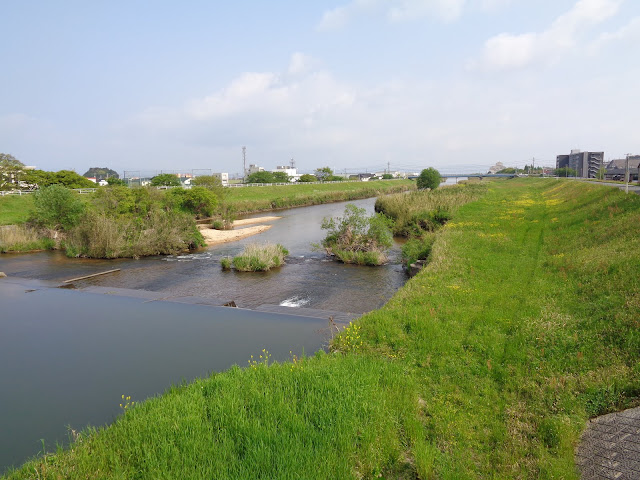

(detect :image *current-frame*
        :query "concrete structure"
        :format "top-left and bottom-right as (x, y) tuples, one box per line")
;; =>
(213, 172), (229, 186)
(245, 164), (264, 177)
(556, 150), (604, 178)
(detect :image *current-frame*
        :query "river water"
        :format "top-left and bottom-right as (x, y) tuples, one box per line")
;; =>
(0, 197), (406, 313)
(0, 197), (408, 473)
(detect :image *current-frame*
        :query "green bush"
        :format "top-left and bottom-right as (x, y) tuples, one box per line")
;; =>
(416, 167), (441, 190)
(166, 187), (218, 218)
(319, 204), (393, 266)
(31, 185), (86, 230)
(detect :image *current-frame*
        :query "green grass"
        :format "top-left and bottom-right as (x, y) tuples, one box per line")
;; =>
(4, 178), (640, 479)
(226, 180), (414, 213)
(0, 195), (34, 225)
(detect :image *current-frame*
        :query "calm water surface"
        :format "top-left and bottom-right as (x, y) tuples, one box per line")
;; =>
(0, 197), (409, 472)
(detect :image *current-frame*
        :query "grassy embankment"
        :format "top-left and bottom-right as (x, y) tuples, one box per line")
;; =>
(4, 178), (640, 478)
(223, 180), (414, 214)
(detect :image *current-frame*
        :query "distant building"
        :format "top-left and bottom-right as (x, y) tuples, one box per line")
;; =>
(556, 155), (570, 170)
(488, 162), (506, 174)
(273, 165), (300, 182)
(213, 172), (229, 186)
(556, 150), (603, 178)
(604, 156), (640, 182)
(245, 164), (264, 177)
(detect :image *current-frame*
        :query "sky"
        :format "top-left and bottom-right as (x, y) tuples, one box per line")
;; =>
(1, 0), (638, 177)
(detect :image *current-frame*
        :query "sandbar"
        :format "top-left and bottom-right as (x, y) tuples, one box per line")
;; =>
(232, 216), (281, 226)
(199, 225), (272, 246)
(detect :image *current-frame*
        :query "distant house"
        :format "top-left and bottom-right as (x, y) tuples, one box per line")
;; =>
(604, 156), (640, 182)
(356, 173), (376, 181)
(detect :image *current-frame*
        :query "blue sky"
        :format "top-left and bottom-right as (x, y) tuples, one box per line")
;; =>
(1, 0), (638, 176)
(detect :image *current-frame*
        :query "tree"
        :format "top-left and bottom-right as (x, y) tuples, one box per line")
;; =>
(0, 153), (25, 190)
(150, 173), (181, 187)
(555, 167), (577, 177)
(416, 167), (441, 190)
(382, 173), (394, 179)
(271, 171), (290, 183)
(192, 175), (227, 201)
(597, 167), (606, 180)
(298, 174), (317, 182)
(246, 171), (275, 183)
(106, 177), (128, 187)
(314, 167), (333, 182)
(22, 169), (96, 189)
(166, 187), (218, 218)
(31, 185), (86, 230)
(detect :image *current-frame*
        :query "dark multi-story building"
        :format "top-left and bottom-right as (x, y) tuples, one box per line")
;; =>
(556, 154), (570, 170)
(556, 150), (603, 178)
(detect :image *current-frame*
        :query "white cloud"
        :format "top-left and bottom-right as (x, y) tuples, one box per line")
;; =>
(590, 16), (640, 52)
(388, 0), (466, 22)
(317, 0), (474, 30)
(472, 0), (623, 70)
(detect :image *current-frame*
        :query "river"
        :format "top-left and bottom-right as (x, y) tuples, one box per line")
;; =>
(0, 197), (408, 473)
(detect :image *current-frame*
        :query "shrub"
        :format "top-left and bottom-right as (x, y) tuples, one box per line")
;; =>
(416, 167), (441, 190)
(166, 187), (218, 218)
(31, 185), (86, 230)
(319, 204), (393, 266)
(298, 174), (317, 182)
(401, 234), (436, 266)
(225, 243), (289, 272)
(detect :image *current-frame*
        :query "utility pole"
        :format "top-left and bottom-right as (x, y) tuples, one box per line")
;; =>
(625, 153), (631, 194)
(242, 146), (246, 180)
(387, 161), (390, 175)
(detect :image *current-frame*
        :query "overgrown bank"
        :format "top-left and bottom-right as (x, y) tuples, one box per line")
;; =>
(4, 179), (640, 479)
(0, 180), (413, 257)
(223, 180), (414, 214)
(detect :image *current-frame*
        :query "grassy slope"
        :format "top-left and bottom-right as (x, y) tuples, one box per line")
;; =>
(4, 179), (640, 479)
(0, 195), (34, 225)
(225, 180), (414, 213)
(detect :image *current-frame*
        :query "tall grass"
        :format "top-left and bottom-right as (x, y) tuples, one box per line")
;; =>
(0, 225), (55, 253)
(222, 243), (289, 271)
(5, 179), (640, 479)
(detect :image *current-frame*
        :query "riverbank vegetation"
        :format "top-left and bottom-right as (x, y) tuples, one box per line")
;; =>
(221, 243), (289, 272)
(4, 178), (640, 478)
(223, 179), (414, 213)
(318, 203), (393, 265)
(376, 181), (487, 267)
(1, 180), (411, 256)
